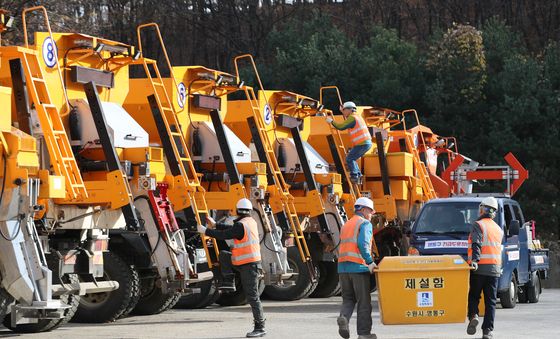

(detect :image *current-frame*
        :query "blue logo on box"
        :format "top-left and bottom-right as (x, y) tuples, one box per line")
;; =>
(417, 291), (433, 307)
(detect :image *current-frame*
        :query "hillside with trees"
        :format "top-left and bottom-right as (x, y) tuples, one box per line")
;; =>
(2, 0), (559, 240)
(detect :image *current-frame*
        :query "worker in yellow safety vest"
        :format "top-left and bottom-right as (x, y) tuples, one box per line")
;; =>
(466, 197), (503, 339)
(336, 197), (377, 339)
(326, 101), (372, 183)
(198, 198), (266, 338)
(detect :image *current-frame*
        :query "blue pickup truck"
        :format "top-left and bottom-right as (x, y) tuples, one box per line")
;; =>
(407, 196), (549, 308)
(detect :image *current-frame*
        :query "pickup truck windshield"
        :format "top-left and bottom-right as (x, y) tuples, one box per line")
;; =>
(415, 202), (482, 234)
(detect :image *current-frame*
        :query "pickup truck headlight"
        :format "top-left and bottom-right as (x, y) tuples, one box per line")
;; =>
(407, 246), (420, 256)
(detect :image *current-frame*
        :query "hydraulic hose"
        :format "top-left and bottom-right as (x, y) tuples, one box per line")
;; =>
(325, 211), (343, 252)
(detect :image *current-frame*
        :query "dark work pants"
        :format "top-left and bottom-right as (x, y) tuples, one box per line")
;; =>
(339, 272), (372, 336)
(468, 273), (499, 331)
(346, 143), (372, 177)
(219, 250), (265, 323)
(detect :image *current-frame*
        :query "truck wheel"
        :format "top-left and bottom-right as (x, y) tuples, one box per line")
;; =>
(262, 247), (318, 301)
(119, 271), (142, 319)
(132, 277), (181, 315)
(499, 275), (518, 309)
(175, 282), (219, 309)
(309, 261), (340, 298)
(216, 273), (265, 306)
(174, 264), (219, 309)
(175, 280), (219, 309)
(72, 252), (140, 323)
(527, 271), (541, 303)
(518, 285), (529, 303)
(4, 274), (81, 333)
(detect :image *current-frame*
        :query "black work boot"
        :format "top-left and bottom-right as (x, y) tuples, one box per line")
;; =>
(246, 320), (266, 338)
(219, 275), (236, 292)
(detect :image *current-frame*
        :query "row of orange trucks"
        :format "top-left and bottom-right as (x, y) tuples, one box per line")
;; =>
(0, 6), (547, 333)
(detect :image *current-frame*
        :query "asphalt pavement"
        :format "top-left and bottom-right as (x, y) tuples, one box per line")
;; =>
(2, 289), (559, 339)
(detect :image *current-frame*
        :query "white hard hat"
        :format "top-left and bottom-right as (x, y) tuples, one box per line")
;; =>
(354, 197), (374, 211)
(236, 198), (253, 211)
(480, 197), (498, 211)
(342, 101), (357, 110)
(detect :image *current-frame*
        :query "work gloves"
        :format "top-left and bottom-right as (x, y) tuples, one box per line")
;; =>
(197, 224), (207, 234)
(326, 117), (333, 124)
(206, 216), (216, 228)
(470, 262), (478, 271)
(368, 262), (377, 274)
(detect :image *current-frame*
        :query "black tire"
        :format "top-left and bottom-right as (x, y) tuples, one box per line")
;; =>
(309, 261), (340, 298)
(527, 271), (541, 303)
(175, 286), (219, 309)
(119, 270), (142, 319)
(518, 284), (529, 303)
(72, 252), (140, 323)
(132, 277), (182, 315)
(499, 274), (518, 309)
(262, 246), (318, 301)
(216, 273), (265, 306)
(174, 269), (219, 309)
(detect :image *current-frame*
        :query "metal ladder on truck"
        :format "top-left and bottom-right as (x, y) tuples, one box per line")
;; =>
(319, 86), (360, 206)
(398, 109), (437, 200)
(206, 109), (289, 281)
(135, 23), (219, 268)
(234, 55), (313, 276)
(17, 6), (87, 201)
(391, 130), (437, 200)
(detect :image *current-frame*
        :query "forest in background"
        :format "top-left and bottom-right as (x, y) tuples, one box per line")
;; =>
(1, 0), (559, 239)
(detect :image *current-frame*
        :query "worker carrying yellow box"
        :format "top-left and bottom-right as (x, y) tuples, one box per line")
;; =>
(326, 101), (372, 183)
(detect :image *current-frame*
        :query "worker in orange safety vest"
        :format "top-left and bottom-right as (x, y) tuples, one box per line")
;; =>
(337, 197), (377, 339)
(466, 197), (503, 339)
(326, 101), (372, 184)
(198, 198), (266, 338)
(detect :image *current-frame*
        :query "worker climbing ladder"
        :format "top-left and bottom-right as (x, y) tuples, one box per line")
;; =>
(234, 55), (313, 273)
(135, 23), (219, 267)
(319, 86), (360, 205)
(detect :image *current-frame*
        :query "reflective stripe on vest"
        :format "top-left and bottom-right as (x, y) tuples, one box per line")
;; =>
(468, 218), (503, 265)
(231, 217), (261, 266)
(348, 115), (371, 146)
(338, 215), (371, 265)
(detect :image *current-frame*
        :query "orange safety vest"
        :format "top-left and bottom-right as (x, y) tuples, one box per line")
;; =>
(231, 217), (261, 266)
(348, 114), (371, 146)
(338, 215), (372, 265)
(468, 218), (503, 265)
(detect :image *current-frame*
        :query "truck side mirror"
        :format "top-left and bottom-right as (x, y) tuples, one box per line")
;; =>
(509, 220), (520, 236)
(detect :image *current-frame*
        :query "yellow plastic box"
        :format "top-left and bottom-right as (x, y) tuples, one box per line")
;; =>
(375, 255), (469, 324)
(364, 152), (413, 177)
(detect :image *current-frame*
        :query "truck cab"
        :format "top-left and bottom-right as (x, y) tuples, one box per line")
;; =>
(408, 196), (549, 308)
